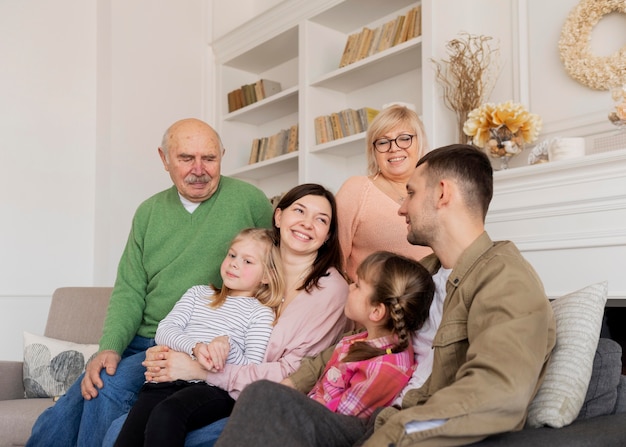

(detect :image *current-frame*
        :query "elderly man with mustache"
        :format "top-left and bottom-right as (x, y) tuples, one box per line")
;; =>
(26, 118), (274, 447)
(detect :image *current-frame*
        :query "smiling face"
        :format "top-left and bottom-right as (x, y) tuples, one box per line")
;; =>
(158, 119), (223, 203)
(373, 123), (421, 182)
(220, 238), (269, 297)
(273, 194), (332, 257)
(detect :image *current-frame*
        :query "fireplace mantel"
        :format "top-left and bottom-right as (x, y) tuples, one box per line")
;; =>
(486, 148), (626, 306)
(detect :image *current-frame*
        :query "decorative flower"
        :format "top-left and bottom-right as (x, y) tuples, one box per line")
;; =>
(463, 101), (542, 148)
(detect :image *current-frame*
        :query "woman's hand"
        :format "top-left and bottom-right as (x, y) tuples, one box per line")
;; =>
(143, 345), (207, 382)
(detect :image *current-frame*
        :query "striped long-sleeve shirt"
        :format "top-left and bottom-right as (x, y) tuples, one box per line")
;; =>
(155, 285), (274, 366)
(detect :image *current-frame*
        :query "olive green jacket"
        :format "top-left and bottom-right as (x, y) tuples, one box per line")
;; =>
(363, 232), (556, 446)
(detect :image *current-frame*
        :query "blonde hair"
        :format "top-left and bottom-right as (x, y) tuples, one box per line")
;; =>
(210, 228), (284, 318)
(366, 105), (429, 175)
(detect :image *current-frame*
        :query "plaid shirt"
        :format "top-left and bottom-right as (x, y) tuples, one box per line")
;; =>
(308, 332), (416, 418)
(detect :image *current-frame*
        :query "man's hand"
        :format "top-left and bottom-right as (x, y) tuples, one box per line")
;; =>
(80, 350), (121, 400)
(280, 377), (296, 388)
(143, 345), (207, 382)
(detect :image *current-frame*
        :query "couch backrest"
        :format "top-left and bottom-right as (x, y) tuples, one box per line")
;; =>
(44, 287), (113, 344)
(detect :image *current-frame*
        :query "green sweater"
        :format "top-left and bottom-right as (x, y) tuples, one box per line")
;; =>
(99, 176), (273, 354)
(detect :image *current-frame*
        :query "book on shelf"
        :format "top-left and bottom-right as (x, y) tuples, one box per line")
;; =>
(339, 32), (360, 68)
(354, 27), (374, 63)
(337, 6), (422, 68)
(249, 138), (261, 164)
(255, 79), (282, 100)
(249, 124), (297, 164)
(227, 78), (282, 113)
(411, 5), (422, 38)
(368, 26), (383, 58)
(357, 107), (380, 131)
(242, 83), (257, 106)
(329, 112), (344, 140)
(392, 15), (406, 47)
(313, 107), (379, 145)
(340, 108), (356, 136)
(286, 124), (299, 153)
(376, 18), (397, 53)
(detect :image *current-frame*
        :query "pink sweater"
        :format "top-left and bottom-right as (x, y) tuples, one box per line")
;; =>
(205, 267), (349, 399)
(336, 176), (432, 282)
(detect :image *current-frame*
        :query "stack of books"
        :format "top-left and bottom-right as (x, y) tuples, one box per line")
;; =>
(314, 107), (379, 145)
(227, 79), (282, 113)
(249, 124), (298, 164)
(339, 5), (422, 68)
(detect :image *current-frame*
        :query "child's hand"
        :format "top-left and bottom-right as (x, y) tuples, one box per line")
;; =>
(205, 336), (230, 371)
(193, 343), (215, 371)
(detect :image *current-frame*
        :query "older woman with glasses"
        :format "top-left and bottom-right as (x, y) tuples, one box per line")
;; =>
(335, 104), (432, 283)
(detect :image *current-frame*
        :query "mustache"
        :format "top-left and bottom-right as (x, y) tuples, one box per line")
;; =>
(185, 174), (211, 184)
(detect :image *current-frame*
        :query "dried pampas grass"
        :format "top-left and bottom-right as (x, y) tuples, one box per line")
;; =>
(432, 33), (500, 143)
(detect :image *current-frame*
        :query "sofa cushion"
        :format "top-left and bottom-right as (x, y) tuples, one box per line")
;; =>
(468, 412), (626, 446)
(23, 332), (98, 399)
(575, 338), (622, 420)
(0, 398), (55, 447)
(526, 281), (608, 428)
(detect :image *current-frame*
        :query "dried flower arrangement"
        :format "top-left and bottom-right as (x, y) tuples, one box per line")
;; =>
(463, 101), (542, 150)
(432, 33), (500, 143)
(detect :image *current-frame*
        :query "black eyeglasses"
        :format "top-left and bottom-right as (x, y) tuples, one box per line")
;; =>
(373, 134), (416, 153)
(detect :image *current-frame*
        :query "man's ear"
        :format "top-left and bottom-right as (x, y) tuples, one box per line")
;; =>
(158, 148), (169, 171)
(437, 179), (453, 208)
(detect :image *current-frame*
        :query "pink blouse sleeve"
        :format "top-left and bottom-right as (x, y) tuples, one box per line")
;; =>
(335, 177), (365, 280)
(206, 268), (349, 398)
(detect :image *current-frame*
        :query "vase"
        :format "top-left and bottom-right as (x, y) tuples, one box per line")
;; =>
(482, 126), (524, 170)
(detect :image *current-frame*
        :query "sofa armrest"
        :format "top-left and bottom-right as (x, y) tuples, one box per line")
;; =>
(0, 360), (25, 400)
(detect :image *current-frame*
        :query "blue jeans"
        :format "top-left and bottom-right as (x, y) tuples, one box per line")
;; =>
(26, 336), (156, 447)
(103, 413), (227, 447)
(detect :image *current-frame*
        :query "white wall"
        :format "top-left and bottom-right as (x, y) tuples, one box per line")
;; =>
(0, 0), (208, 360)
(1, 0), (623, 361)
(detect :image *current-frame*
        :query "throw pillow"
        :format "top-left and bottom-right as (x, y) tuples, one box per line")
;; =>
(526, 281), (608, 428)
(575, 337), (622, 420)
(23, 332), (99, 399)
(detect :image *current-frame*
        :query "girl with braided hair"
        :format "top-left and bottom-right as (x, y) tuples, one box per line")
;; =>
(305, 250), (434, 418)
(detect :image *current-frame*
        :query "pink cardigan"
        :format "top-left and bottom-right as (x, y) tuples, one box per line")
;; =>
(205, 267), (349, 399)
(336, 176), (432, 282)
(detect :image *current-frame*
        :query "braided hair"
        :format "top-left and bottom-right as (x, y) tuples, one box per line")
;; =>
(343, 251), (434, 363)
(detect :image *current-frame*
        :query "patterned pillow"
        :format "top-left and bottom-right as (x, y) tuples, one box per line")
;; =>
(526, 281), (608, 428)
(23, 332), (99, 399)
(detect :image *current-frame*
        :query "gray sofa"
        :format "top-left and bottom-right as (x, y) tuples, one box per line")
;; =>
(0, 287), (624, 446)
(0, 287), (113, 447)
(470, 336), (626, 446)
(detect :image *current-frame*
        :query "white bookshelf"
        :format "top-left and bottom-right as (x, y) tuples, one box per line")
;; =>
(213, 0), (424, 197)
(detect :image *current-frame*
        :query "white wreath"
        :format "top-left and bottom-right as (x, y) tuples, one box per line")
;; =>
(559, 0), (626, 91)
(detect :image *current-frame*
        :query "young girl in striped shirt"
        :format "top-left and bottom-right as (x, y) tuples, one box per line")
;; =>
(303, 250), (434, 418)
(114, 227), (283, 447)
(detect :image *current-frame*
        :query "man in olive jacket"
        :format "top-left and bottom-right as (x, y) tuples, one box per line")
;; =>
(216, 144), (556, 447)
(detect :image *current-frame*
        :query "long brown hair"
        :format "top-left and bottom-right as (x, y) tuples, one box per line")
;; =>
(272, 183), (344, 292)
(343, 251), (434, 363)
(209, 228), (284, 313)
